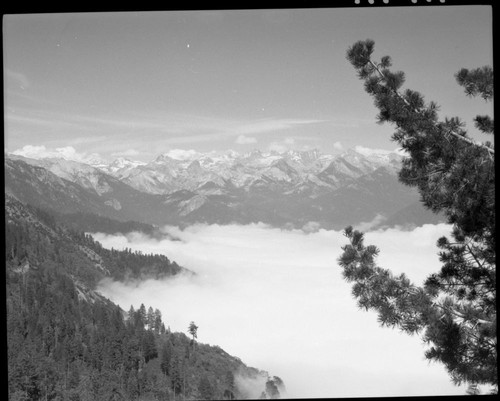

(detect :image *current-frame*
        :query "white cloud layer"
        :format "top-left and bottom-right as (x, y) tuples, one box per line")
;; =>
(93, 223), (466, 398)
(11, 145), (104, 164)
(163, 149), (202, 160)
(333, 141), (344, 151)
(354, 145), (407, 157)
(235, 134), (257, 145)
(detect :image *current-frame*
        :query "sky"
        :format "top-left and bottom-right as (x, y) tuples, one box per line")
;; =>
(3, 5), (493, 163)
(93, 222), (479, 398)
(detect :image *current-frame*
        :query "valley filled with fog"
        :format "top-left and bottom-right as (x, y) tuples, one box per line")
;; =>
(94, 222), (465, 398)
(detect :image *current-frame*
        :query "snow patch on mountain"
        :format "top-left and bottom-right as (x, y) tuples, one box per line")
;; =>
(178, 194), (207, 216)
(102, 157), (146, 176)
(104, 198), (122, 210)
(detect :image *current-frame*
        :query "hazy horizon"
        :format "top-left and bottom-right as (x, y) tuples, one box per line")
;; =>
(6, 142), (406, 165)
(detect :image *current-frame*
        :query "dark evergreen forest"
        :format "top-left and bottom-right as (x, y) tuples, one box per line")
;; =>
(5, 196), (283, 400)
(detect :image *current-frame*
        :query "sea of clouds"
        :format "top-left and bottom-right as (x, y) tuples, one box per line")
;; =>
(93, 222), (467, 398)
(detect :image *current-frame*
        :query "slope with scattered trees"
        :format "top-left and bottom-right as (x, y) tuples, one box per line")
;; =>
(6, 196), (283, 400)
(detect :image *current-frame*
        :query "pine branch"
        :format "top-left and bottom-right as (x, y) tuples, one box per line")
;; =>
(339, 222), (496, 388)
(367, 60), (495, 155)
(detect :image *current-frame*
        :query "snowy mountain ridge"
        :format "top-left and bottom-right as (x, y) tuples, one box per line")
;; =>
(5, 146), (441, 231)
(88, 147), (404, 195)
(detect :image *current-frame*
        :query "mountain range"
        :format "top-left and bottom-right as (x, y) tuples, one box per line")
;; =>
(5, 147), (444, 231)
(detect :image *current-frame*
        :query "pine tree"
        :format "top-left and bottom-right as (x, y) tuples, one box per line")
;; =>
(340, 40), (496, 392)
(153, 309), (162, 334)
(188, 321), (198, 349)
(146, 306), (155, 330)
(138, 303), (147, 328)
(127, 305), (135, 322)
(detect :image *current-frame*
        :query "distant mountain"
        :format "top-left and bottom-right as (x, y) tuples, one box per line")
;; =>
(5, 156), (167, 224)
(5, 148), (445, 230)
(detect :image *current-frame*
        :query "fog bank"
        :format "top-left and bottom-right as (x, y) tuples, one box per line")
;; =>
(94, 223), (465, 398)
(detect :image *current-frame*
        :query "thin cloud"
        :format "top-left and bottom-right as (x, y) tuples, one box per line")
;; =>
(267, 136), (311, 153)
(236, 134), (258, 145)
(268, 141), (289, 153)
(232, 118), (325, 136)
(6, 106), (326, 147)
(70, 136), (107, 145)
(322, 117), (376, 129)
(111, 149), (141, 158)
(5, 69), (30, 89)
(6, 113), (89, 130)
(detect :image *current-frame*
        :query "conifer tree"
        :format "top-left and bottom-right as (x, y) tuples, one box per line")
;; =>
(138, 303), (147, 327)
(127, 305), (135, 322)
(188, 321), (199, 349)
(339, 40), (496, 392)
(153, 309), (162, 334)
(146, 306), (155, 330)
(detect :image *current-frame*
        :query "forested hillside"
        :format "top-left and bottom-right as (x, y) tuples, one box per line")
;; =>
(5, 196), (284, 400)
(5, 196), (184, 286)
(53, 211), (163, 238)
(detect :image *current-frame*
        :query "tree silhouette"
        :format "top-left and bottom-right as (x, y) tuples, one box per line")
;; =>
(188, 321), (198, 349)
(340, 39), (496, 393)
